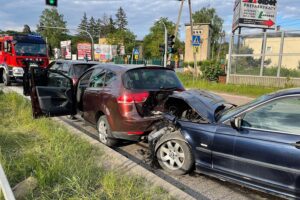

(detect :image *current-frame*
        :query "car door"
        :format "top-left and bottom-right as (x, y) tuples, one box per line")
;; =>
(233, 95), (300, 194)
(26, 67), (76, 118)
(211, 124), (237, 175)
(179, 121), (215, 169)
(82, 68), (106, 124)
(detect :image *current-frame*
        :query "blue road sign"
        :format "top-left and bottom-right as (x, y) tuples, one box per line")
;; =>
(133, 48), (139, 55)
(192, 35), (201, 47)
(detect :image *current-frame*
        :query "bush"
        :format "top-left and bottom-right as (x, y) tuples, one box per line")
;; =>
(199, 60), (225, 81)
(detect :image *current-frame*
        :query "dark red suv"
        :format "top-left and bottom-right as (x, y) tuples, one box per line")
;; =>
(24, 64), (184, 146)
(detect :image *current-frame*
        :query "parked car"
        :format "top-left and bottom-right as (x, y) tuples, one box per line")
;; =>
(149, 89), (300, 199)
(24, 64), (185, 146)
(48, 60), (99, 85)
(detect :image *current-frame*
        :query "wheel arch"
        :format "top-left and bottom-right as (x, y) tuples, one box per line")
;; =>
(95, 110), (105, 123)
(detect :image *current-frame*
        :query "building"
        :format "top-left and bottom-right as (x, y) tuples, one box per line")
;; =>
(184, 23), (212, 63)
(243, 32), (300, 70)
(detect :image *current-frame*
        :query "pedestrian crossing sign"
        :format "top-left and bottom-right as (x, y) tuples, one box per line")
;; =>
(192, 35), (201, 47)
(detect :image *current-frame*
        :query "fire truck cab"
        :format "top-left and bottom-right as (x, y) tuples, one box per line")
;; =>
(0, 34), (49, 86)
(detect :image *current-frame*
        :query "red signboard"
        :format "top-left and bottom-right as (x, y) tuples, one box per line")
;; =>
(77, 43), (91, 60)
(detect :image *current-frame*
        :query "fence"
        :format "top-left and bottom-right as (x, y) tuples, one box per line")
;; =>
(227, 30), (300, 87)
(0, 164), (15, 200)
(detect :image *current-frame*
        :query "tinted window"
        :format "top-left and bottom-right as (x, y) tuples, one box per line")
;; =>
(51, 62), (63, 71)
(15, 43), (47, 56)
(89, 69), (106, 88)
(242, 96), (300, 135)
(79, 70), (93, 87)
(71, 64), (96, 77)
(105, 71), (116, 86)
(123, 68), (183, 90)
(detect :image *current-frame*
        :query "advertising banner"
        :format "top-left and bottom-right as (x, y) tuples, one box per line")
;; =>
(94, 44), (118, 61)
(232, 0), (278, 32)
(60, 40), (71, 60)
(77, 43), (91, 60)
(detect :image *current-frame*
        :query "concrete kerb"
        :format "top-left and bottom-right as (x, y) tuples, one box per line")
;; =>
(1, 86), (196, 200)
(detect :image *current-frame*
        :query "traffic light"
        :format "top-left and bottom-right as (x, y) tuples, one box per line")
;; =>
(46, 0), (57, 7)
(159, 44), (165, 53)
(167, 34), (175, 53)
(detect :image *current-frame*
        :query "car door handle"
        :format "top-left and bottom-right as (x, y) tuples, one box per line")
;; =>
(292, 142), (300, 149)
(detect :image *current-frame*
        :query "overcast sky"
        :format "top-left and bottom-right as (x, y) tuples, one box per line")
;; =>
(1, 0), (300, 41)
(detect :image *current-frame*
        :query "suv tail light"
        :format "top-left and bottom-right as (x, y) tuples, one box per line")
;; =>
(117, 92), (149, 104)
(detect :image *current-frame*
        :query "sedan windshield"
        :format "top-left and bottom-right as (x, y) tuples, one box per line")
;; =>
(218, 94), (270, 122)
(15, 43), (47, 56)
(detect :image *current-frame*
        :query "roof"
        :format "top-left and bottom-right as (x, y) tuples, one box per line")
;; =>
(91, 63), (172, 73)
(267, 88), (300, 99)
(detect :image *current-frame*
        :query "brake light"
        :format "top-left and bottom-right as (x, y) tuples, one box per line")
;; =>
(117, 92), (149, 104)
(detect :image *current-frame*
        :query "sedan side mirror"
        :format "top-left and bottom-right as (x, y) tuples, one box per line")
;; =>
(230, 117), (242, 130)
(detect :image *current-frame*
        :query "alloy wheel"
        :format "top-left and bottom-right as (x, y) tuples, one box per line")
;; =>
(159, 140), (185, 171)
(98, 120), (108, 144)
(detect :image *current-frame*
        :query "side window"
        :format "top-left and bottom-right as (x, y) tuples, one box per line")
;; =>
(51, 62), (63, 71)
(47, 72), (71, 88)
(242, 96), (300, 135)
(89, 69), (106, 88)
(7, 42), (12, 53)
(79, 70), (93, 87)
(104, 71), (116, 86)
(0, 42), (2, 51)
(62, 63), (70, 74)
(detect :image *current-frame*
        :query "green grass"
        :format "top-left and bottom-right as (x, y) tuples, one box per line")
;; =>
(0, 92), (172, 200)
(177, 73), (281, 98)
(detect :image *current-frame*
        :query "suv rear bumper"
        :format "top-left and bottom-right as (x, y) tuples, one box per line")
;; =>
(110, 116), (163, 141)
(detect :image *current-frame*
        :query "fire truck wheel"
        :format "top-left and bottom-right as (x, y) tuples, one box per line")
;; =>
(3, 71), (11, 86)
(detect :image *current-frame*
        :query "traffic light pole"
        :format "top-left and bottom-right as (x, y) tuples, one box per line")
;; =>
(163, 23), (168, 68)
(39, 26), (94, 61)
(188, 0), (197, 82)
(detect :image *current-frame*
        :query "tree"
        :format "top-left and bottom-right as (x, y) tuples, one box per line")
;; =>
(106, 29), (136, 54)
(78, 12), (89, 39)
(192, 8), (224, 57)
(96, 14), (116, 38)
(37, 8), (68, 55)
(142, 18), (183, 59)
(23, 25), (31, 34)
(88, 16), (97, 40)
(115, 7), (128, 30)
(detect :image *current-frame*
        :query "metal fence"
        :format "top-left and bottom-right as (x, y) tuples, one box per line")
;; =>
(0, 164), (15, 200)
(227, 30), (300, 87)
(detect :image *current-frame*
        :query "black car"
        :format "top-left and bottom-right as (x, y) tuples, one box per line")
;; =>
(150, 89), (300, 199)
(48, 60), (99, 85)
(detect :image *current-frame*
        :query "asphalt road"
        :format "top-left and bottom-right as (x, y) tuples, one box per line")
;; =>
(1, 84), (284, 200)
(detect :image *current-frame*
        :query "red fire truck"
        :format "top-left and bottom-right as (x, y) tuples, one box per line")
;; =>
(0, 34), (49, 86)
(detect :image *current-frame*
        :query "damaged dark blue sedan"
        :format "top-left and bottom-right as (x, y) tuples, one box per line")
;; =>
(149, 89), (300, 199)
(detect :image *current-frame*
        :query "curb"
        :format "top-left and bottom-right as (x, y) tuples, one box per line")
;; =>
(1, 85), (196, 200)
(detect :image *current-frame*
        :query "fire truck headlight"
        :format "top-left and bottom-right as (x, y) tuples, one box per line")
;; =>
(12, 67), (24, 76)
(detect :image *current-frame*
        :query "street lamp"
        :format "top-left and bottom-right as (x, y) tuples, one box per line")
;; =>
(156, 19), (168, 67)
(39, 26), (95, 61)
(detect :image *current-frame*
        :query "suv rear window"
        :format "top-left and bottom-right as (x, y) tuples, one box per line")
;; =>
(123, 68), (183, 90)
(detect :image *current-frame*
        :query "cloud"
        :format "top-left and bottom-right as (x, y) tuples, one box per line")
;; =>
(0, 0), (300, 40)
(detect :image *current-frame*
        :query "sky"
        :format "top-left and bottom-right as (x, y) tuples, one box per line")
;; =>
(1, 0), (300, 41)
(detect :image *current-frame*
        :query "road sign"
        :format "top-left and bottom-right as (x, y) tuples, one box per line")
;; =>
(133, 48), (139, 55)
(192, 35), (201, 47)
(232, 0), (278, 31)
(134, 55), (139, 60)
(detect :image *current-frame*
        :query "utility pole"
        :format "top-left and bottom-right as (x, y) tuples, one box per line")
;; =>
(188, 0), (197, 82)
(174, 0), (184, 41)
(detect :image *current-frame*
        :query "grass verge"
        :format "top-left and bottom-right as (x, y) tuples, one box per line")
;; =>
(0, 91), (172, 200)
(177, 73), (282, 98)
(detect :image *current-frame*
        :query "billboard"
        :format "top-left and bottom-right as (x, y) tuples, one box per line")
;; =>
(232, 0), (278, 32)
(94, 44), (118, 61)
(60, 40), (71, 60)
(77, 43), (91, 60)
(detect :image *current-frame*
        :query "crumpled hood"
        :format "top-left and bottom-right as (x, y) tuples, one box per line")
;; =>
(167, 90), (228, 123)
